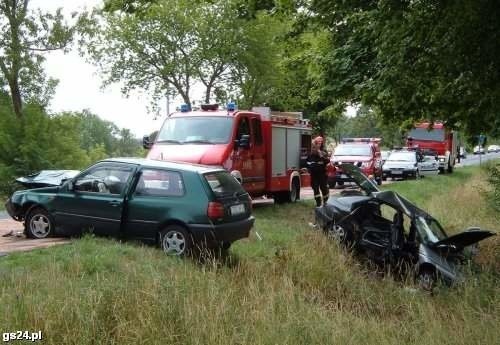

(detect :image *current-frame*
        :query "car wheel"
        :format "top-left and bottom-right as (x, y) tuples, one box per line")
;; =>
(288, 178), (300, 203)
(25, 207), (55, 239)
(327, 223), (354, 246)
(160, 225), (193, 256)
(417, 267), (437, 292)
(447, 162), (454, 173)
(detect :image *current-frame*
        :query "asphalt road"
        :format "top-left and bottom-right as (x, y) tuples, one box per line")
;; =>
(457, 151), (500, 166)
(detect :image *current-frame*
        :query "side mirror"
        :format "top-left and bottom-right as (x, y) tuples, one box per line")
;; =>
(235, 134), (250, 149)
(143, 135), (153, 149)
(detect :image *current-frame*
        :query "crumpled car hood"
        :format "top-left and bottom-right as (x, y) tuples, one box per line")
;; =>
(16, 170), (80, 188)
(434, 229), (496, 249)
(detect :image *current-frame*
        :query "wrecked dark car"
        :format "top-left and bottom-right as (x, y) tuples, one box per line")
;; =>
(315, 164), (495, 290)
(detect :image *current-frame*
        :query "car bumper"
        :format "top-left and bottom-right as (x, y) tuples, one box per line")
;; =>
(4, 198), (22, 220)
(383, 169), (417, 179)
(189, 216), (255, 245)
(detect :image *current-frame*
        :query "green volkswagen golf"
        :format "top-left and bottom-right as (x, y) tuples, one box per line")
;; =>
(5, 158), (254, 255)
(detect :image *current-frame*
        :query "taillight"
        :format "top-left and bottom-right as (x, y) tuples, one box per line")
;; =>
(207, 202), (225, 220)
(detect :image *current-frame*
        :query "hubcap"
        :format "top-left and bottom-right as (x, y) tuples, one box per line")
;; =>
(329, 225), (346, 243)
(30, 214), (51, 238)
(418, 272), (434, 291)
(162, 230), (186, 255)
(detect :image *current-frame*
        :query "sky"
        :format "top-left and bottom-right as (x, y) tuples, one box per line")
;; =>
(32, 0), (171, 137)
(31, 0), (356, 137)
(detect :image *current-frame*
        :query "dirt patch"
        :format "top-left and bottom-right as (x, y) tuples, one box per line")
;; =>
(0, 219), (70, 255)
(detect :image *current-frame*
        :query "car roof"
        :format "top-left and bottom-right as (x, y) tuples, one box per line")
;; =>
(101, 157), (222, 173)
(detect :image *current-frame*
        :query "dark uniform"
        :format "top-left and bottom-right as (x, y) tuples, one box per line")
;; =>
(306, 147), (330, 207)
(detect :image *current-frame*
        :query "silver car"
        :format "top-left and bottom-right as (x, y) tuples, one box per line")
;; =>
(383, 150), (439, 180)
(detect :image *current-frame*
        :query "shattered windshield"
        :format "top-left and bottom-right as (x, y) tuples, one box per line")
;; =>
(415, 216), (447, 244)
(157, 117), (233, 144)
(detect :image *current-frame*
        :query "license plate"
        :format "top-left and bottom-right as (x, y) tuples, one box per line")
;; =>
(391, 170), (402, 175)
(230, 204), (245, 215)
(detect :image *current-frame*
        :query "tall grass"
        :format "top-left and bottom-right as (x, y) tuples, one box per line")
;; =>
(0, 166), (498, 345)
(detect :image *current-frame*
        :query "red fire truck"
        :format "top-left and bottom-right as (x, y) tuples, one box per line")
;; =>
(407, 122), (458, 173)
(143, 104), (312, 203)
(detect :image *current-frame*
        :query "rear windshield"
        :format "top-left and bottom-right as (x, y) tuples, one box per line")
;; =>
(204, 171), (245, 196)
(334, 144), (372, 156)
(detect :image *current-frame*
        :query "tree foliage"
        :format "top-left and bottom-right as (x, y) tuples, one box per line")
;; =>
(0, 0), (74, 118)
(309, 0), (500, 136)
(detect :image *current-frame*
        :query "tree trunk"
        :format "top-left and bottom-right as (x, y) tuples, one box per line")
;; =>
(8, 78), (23, 118)
(204, 84), (212, 104)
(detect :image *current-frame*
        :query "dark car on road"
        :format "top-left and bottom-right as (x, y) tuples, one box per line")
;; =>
(315, 164), (495, 290)
(5, 158), (254, 255)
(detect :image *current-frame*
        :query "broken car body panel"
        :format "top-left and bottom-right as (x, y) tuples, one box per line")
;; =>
(16, 170), (80, 188)
(315, 163), (496, 286)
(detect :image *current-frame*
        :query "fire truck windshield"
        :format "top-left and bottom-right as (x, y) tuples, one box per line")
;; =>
(334, 144), (371, 156)
(157, 117), (233, 144)
(408, 128), (445, 141)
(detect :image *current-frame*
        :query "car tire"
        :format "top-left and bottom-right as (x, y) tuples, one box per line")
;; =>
(288, 178), (300, 203)
(25, 207), (55, 239)
(327, 222), (355, 246)
(417, 266), (437, 292)
(447, 162), (454, 173)
(160, 225), (193, 256)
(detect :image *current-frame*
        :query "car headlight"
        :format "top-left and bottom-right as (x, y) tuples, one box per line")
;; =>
(439, 158), (445, 162)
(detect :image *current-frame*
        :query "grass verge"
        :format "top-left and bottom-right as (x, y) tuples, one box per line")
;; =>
(0, 166), (498, 345)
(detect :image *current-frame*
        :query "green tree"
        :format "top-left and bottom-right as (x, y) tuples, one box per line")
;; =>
(309, 0), (500, 136)
(84, 0), (254, 108)
(0, 0), (73, 118)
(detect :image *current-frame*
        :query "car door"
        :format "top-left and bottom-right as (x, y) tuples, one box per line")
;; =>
(418, 156), (439, 176)
(53, 162), (135, 236)
(123, 168), (191, 240)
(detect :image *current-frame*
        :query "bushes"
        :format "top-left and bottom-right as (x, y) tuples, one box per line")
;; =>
(484, 161), (500, 220)
(0, 94), (144, 196)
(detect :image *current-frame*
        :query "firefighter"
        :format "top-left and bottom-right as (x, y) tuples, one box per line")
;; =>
(306, 136), (330, 207)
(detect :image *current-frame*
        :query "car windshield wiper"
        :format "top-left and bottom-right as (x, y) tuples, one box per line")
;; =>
(183, 140), (214, 144)
(156, 139), (183, 144)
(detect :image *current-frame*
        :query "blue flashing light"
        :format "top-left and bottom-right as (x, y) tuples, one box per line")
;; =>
(180, 104), (189, 112)
(227, 102), (237, 111)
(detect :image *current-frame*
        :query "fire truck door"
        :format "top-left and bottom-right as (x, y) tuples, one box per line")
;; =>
(249, 117), (266, 192)
(232, 116), (253, 190)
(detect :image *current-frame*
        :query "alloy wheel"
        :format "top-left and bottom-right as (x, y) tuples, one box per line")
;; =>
(29, 214), (51, 239)
(162, 230), (186, 255)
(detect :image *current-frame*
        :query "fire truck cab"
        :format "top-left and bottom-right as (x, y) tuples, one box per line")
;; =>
(328, 138), (383, 188)
(407, 122), (458, 173)
(143, 104), (312, 203)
